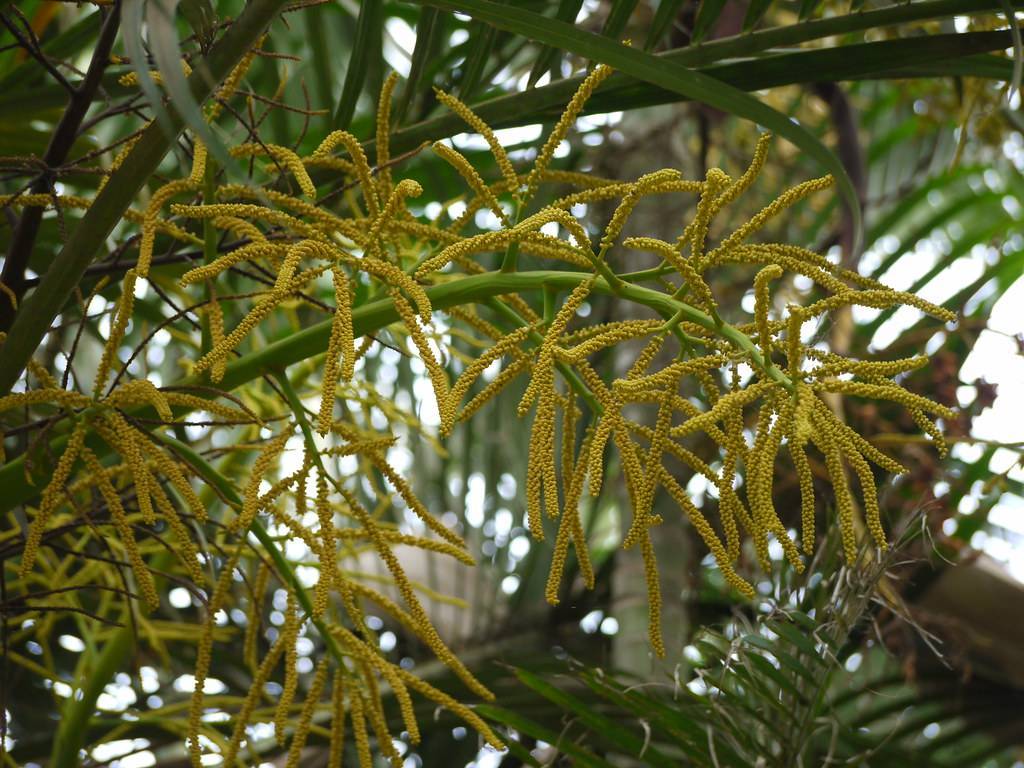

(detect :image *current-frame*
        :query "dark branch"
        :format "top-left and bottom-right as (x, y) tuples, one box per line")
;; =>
(0, 2), (122, 331)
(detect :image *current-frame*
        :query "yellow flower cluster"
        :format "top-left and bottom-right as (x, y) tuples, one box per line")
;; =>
(409, 65), (958, 655)
(3, 54), (961, 765)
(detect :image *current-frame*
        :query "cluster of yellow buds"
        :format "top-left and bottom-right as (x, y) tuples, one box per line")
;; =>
(2, 48), (959, 765)
(415, 66), (956, 658)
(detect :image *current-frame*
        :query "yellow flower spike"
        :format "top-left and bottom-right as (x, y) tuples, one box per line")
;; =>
(233, 431), (290, 534)
(369, 452), (468, 550)
(786, 306), (805, 381)
(459, 356), (532, 423)
(909, 406), (949, 458)
(415, 228), (515, 277)
(448, 324), (535, 434)
(678, 167), (729, 269)
(598, 169), (682, 253)
(311, 130), (380, 216)
(360, 666), (403, 765)
(117, 58), (193, 88)
(612, 354), (728, 398)
(18, 424), (86, 578)
(137, 437), (207, 521)
(318, 268), (356, 435)
(719, 408), (747, 559)
(0, 388), (90, 413)
(275, 590), (301, 745)
(818, 380), (956, 421)
(80, 448), (160, 610)
(215, 183), (362, 240)
(348, 686), (374, 768)
(274, 240), (325, 292)
(721, 244), (849, 296)
(516, 205), (592, 257)
(229, 143), (317, 199)
(810, 413), (859, 565)
(325, 630), (416, 746)
(808, 396), (908, 476)
(432, 141), (511, 226)
(845, 442), (887, 550)
(519, 278), (594, 416)
(376, 72), (400, 197)
(339, 487), (492, 700)
(562, 319), (663, 360)
(434, 87), (520, 200)
(525, 63), (614, 202)
(803, 288), (955, 325)
(711, 132), (772, 215)
(622, 395), (674, 552)
(192, 266), (326, 374)
(158, 392), (253, 423)
(207, 40), (261, 122)
(98, 131), (145, 192)
(521, 280), (594, 528)
(743, 403), (776, 571)
(617, 428), (653, 550)
(806, 350), (929, 378)
(205, 288), (227, 383)
(641, 533), (666, 658)
(365, 178), (423, 259)
(243, 563), (270, 672)
(313, 473), (336, 618)
(754, 402), (805, 571)
(222, 636), (288, 765)
(102, 411), (157, 525)
(622, 236), (717, 313)
(711, 174), (834, 259)
(179, 242), (287, 285)
(188, 140), (207, 186)
(189, 551), (245, 764)
(0, 279), (18, 310)
(329, 670), (348, 766)
(754, 264), (784, 363)
(339, 252), (432, 321)
(172, 201), (329, 241)
(659, 466), (757, 598)
(545, 433), (595, 603)
(788, 427), (818, 555)
(561, 391), (577, 489)
(284, 656), (329, 768)
(108, 378), (173, 421)
(148, 479), (205, 584)
(552, 176), (702, 212)
(390, 288), (453, 428)
(670, 380), (774, 441)
(93, 269), (138, 398)
(138, 180), (197, 277)
(395, 666), (504, 749)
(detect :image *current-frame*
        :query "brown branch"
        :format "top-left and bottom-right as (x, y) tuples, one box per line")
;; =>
(0, 2), (122, 331)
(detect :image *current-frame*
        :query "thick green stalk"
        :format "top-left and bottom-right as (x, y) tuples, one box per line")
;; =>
(49, 624), (134, 768)
(0, 0), (296, 398)
(0, 269), (786, 513)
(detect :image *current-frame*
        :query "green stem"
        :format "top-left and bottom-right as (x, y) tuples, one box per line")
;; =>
(49, 623), (133, 768)
(483, 296), (603, 416)
(0, 269), (789, 513)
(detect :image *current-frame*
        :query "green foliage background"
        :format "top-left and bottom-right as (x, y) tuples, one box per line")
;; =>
(1, 0), (1023, 766)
